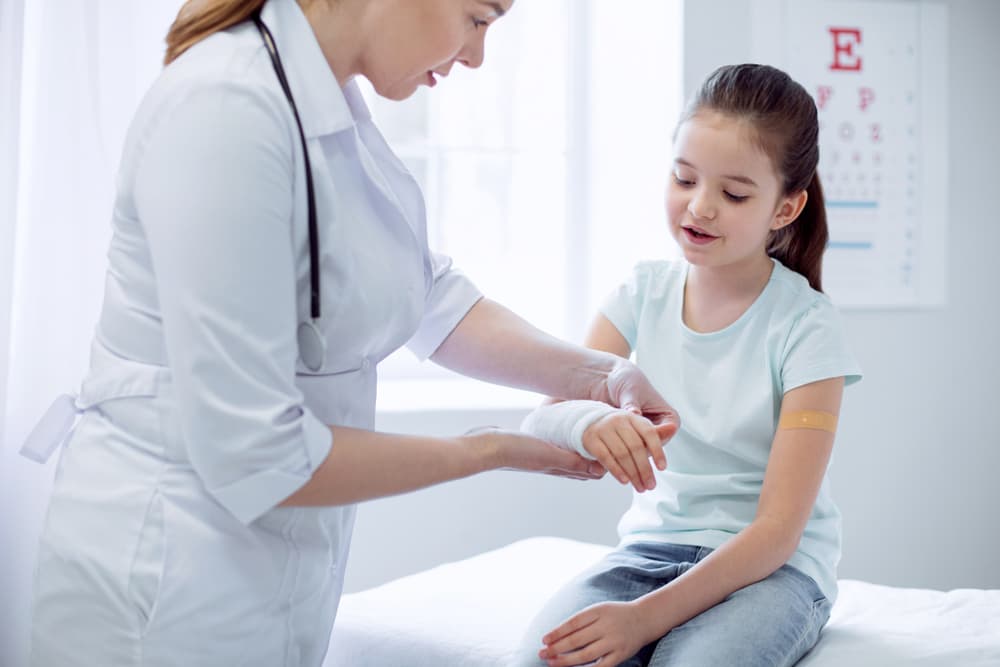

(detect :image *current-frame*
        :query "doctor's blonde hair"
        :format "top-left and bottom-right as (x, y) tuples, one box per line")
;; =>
(165, 0), (263, 65)
(165, 0), (329, 65)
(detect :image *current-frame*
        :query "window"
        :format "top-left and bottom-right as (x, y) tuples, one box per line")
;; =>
(363, 1), (684, 409)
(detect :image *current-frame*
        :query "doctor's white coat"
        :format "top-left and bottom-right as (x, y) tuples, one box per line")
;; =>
(29, 1), (482, 664)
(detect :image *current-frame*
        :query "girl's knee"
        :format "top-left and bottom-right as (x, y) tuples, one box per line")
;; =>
(648, 571), (829, 667)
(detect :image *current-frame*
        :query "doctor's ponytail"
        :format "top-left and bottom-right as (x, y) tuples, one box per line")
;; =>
(164, 0), (267, 65)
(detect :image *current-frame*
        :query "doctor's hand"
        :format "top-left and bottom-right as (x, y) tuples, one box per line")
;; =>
(596, 359), (680, 438)
(538, 600), (657, 667)
(465, 428), (606, 481)
(582, 411), (673, 492)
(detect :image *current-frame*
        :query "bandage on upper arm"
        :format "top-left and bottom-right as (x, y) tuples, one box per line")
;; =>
(778, 410), (838, 433)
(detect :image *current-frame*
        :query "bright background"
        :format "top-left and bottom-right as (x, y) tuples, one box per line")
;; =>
(2, 2), (998, 666)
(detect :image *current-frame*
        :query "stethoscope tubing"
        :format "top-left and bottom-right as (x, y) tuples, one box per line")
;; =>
(252, 10), (321, 321)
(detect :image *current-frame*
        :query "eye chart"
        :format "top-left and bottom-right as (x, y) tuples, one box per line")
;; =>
(752, 1), (948, 307)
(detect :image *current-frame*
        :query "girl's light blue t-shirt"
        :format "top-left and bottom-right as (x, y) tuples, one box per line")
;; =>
(601, 258), (862, 602)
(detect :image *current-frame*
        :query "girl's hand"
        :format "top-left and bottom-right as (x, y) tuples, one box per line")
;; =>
(466, 427), (606, 480)
(538, 600), (656, 667)
(582, 411), (673, 492)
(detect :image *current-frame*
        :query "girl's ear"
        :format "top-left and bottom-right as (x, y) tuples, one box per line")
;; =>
(771, 190), (808, 231)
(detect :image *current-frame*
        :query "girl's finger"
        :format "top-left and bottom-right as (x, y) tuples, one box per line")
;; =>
(604, 436), (643, 492)
(540, 622), (602, 660)
(635, 418), (668, 471)
(545, 638), (613, 667)
(542, 610), (599, 645)
(616, 423), (656, 490)
(588, 439), (629, 485)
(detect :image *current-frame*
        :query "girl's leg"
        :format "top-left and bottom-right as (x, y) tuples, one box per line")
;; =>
(647, 564), (832, 667)
(513, 543), (701, 667)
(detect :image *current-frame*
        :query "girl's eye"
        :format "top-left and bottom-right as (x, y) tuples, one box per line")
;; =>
(724, 191), (750, 203)
(673, 174), (694, 187)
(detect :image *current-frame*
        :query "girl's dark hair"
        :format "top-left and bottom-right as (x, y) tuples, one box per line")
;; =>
(680, 64), (828, 292)
(164, 0), (267, 65)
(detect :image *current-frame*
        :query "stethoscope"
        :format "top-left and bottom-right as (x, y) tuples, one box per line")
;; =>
(252, 11), (326, 371)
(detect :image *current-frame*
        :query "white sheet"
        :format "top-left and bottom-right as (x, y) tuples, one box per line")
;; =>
(326, 537), (1000, 666)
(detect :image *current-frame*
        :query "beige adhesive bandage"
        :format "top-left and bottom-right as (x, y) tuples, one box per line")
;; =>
(779, 410), (838, 433)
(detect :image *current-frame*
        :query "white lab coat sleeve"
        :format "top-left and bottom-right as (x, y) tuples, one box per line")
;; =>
(134, 82), (332, 525)
(406, 251), (483, 360)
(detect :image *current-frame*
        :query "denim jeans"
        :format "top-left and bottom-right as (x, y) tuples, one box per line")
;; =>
(514, 542), (832, 667)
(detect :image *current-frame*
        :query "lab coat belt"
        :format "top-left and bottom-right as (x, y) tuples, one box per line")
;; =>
(19, 371), (163, 464)
(20, 360), (376, 464)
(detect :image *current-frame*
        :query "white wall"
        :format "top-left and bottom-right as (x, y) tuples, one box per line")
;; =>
(345, 0), (1000, 594)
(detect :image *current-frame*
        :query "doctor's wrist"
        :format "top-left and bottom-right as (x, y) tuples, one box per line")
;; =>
(566, 350), (619, 404)
(458, 429), (505, 472)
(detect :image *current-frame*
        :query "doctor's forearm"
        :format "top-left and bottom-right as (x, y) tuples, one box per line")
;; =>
(431, 299), (618, 401)
(280, 426), (497, 507)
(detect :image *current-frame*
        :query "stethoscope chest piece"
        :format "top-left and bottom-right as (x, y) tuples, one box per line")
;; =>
(297, 320), (327, 372)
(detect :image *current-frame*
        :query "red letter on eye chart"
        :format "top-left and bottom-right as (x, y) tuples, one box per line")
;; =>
(829, 27), (862, 72)
(859, 87), (875, 111)
(817, 85), (833, 111)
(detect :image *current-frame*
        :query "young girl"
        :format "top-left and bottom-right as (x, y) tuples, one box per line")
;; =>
(516, 64), (862, 667)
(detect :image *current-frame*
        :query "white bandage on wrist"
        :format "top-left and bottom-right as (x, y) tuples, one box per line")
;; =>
(520, 400), (621, 460)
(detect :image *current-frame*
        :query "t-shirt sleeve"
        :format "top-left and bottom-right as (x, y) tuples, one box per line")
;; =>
(598, 264), (647, 351)
(781, 297), (863, 392)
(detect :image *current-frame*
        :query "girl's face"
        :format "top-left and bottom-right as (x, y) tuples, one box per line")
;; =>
(666, 110), (806, 272)
(362, 0), (513, 100)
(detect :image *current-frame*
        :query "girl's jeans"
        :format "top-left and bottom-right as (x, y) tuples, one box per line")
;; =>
(515, 542), (832, 667)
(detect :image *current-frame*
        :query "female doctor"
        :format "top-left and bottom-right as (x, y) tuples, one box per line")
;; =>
(28, 0), (679, 665)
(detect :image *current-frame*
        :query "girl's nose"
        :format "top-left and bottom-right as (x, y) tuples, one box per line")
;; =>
(687, 189), (716, 220)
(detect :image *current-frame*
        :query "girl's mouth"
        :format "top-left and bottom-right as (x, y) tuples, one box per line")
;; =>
(683, 226), (718, 245)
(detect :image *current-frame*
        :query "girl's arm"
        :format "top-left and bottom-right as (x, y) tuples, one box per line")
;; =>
(538, 376), (845, 667)
(632, 377), (844, 627)
(573, 311), (633, 359)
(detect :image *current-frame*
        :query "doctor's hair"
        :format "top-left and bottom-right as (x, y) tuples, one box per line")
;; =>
(679, 63), (828, 292)
(164, 0), (267, 65)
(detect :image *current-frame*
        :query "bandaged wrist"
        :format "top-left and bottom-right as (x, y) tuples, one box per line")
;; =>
(520, 400), (620, 460)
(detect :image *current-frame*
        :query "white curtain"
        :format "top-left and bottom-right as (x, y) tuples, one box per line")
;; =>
(0, 2), (182, 664)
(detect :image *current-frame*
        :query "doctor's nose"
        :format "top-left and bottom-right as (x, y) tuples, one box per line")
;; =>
(458, 31), (486, 69)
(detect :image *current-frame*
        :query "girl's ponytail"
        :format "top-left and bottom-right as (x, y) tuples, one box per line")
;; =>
(767, 173), (828, 292)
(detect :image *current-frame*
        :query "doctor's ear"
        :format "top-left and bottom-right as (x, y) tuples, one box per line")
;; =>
(771, 189), (808, 231)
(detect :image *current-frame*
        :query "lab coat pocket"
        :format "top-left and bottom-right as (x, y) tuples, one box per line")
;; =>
(128, 490), (166, 636)
(296, 360), (375, 428)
